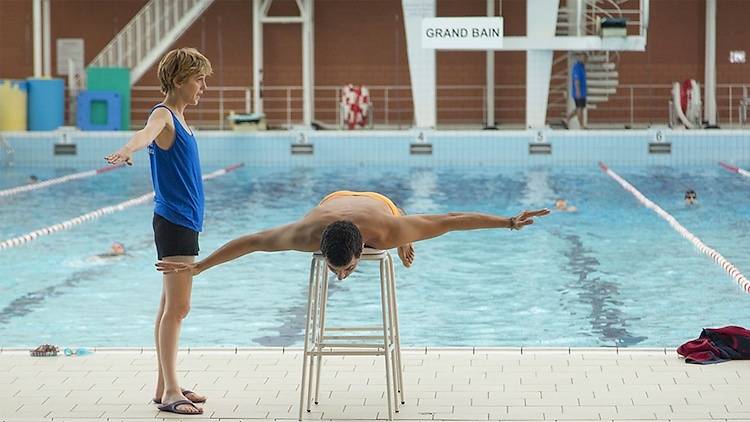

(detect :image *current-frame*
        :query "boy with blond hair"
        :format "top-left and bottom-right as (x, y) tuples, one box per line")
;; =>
(106, 47), (212, 415)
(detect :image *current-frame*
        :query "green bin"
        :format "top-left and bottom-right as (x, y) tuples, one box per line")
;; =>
(86, 67), (130, 130)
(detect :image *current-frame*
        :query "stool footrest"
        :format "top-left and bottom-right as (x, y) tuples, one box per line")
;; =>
(322, 335), (387, 340)
(307, 349), (389, 356)
(317, 342), (393, 349)
(325, 326), (384, 332)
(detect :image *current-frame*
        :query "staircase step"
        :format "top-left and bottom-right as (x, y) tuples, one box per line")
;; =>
(587, 95), (609, 103)
(585, 54), (609, 62)
(586, 62), (616, 71)
(587, 70), (618, 79)
(587, 79), (619, 87)
(588, 87), (617, 95)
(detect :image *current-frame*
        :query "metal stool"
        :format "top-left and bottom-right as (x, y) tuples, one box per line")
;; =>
(299, 248), (405, 420)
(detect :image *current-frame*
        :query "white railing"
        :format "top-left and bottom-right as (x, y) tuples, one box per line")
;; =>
(127, 85), (530, 129)
(64, 83), (750, 130)
(88, 0), (214, 83)
(549, 83), (750, 127)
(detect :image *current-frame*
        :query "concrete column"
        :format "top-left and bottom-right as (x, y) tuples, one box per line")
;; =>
(704, 0), (717, 125)
(302, 0), (314, 126)
(310, 0), (315, 123)
(42, 0), (51, 77)
(402, 0), (436, 128)
(33, 0), (42, 77)
(486, 0), (495, 128)
(525, 0), (558, 128)
(252, 0), (264, 114)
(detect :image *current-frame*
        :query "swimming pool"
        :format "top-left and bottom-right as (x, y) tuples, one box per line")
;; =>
(2, 131), (749, 348)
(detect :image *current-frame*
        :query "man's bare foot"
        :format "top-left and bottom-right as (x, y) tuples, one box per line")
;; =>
(397, 243), (415, 267)
(396, 206), (415, 267)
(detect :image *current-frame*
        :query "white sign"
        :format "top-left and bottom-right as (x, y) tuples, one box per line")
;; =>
(56, 38), (84, 75)
(730, 50), (746, 64)
(422, 17), (503, 50)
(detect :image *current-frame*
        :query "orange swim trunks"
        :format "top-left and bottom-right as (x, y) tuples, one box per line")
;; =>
(319, 191), (401, 216)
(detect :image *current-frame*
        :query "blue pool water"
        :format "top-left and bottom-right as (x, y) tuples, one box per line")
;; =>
(1, 163), (749, 348)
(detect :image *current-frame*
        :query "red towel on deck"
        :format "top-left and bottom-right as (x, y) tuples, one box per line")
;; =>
(677, 326), (750, 364)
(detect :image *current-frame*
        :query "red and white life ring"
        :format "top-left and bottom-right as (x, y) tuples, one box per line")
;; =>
(341, 84), (370, 129)
(672, 79), (702, 128)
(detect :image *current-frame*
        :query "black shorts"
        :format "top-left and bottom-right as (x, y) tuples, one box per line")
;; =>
(153, 213), (199, 260)
(575, 97), (587, 108)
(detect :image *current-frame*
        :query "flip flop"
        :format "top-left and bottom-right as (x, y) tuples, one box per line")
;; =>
(152, 389), (207, 404)
(157, 399), (203, 415)
(181, 389), (207, 403)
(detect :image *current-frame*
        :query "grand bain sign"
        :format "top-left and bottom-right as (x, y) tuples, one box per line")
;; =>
(422, 17), (503, 50)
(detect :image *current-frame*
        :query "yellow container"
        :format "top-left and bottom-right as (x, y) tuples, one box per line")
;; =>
(0, 80), (28, 131)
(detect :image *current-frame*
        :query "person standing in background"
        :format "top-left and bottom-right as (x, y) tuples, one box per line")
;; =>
(564, 53), (587, 129)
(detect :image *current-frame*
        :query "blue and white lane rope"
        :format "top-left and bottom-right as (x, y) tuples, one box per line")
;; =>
(0, 164), (126, 198)
(0, 163), (244, 250)
(599, 161), (750, 294)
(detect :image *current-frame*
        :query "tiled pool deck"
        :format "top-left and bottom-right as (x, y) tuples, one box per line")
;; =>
(1, 347), (747, 422)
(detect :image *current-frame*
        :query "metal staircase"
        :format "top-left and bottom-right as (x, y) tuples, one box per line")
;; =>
(88, 0), (215, 85)
(549, 0), (628, 116)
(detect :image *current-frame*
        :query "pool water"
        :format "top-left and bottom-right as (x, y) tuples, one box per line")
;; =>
(1, 163), (749, 348)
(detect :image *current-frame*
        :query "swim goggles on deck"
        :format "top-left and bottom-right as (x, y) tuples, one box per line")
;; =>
(64, 347), (92, 356)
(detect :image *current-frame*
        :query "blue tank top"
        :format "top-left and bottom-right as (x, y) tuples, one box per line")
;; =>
(148, 104), (204, 232)
(571, 60), (587, 99)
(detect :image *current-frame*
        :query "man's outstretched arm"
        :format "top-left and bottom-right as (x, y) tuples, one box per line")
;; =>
(155, 222), (317, 275)
(380, 209), (550, 249)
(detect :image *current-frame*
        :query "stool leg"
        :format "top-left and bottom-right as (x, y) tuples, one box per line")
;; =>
(382, 255), (400, 413)
(299, 257), (318, 421)
(385, 255), (401, 408)
(379, 258), (394, 420)
(307, 259), (324, 412)
(387, 254), (406, 404)
(314, 267), (329, 405)
(383, 257), (399, 414)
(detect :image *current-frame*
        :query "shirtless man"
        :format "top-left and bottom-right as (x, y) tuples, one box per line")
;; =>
(156, 190), (550, 280)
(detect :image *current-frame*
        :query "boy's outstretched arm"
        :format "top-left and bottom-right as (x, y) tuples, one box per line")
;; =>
(105, 108), (171, 166)
(380, 208), (550, 249)
(155, 222), (318, 276)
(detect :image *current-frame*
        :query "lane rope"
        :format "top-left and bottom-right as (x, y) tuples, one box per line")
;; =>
(719, 161), (750, 178)
(0, 163), (244, 250)
(0, 164), (126, 198)
(599, 161), (750, 294)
